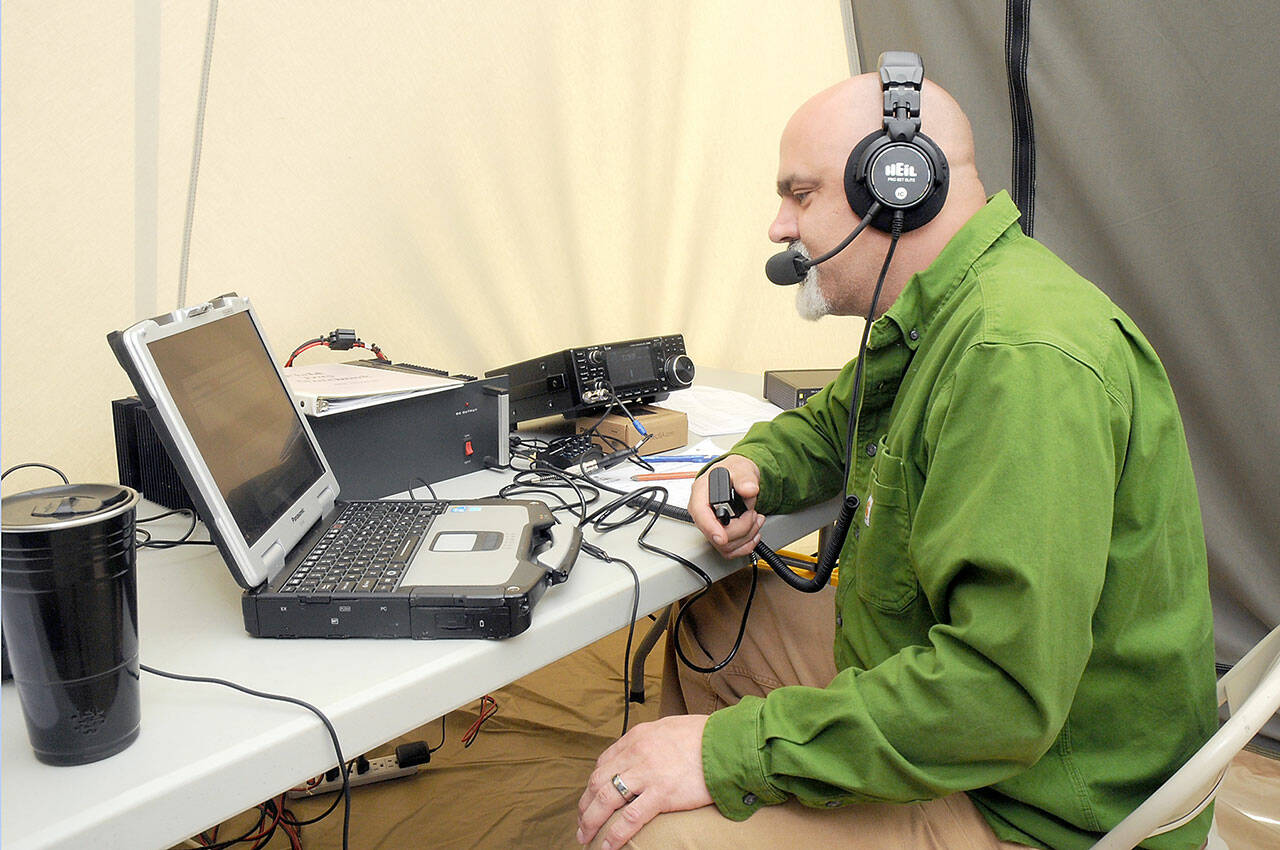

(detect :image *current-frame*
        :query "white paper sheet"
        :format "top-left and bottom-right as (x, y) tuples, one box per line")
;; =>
(658, 386), (784, 436)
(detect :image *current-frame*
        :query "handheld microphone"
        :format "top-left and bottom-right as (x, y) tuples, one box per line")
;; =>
(765, 202), (881, 286)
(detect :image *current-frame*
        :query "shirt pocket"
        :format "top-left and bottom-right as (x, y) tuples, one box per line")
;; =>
(853, 437), (919, 613)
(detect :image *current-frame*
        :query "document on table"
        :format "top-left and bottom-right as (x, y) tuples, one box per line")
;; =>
(592, 439), (729, 512)
(658, 386), (785, 436)
(284, 363), (462, 416)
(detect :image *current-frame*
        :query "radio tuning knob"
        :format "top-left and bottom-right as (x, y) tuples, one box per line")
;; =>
(587, 349), (605, 365)
(665, 354), (695, 387)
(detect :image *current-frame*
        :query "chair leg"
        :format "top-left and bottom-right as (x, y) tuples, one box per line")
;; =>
(628, 604), (672, 703)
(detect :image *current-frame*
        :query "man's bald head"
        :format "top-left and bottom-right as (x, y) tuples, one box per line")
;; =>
(781, 73), (980, 213)
(770, 71), (986, 319)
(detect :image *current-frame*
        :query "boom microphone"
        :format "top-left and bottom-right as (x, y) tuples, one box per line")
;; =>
(765, 250), (808, 286)
(764, 202), (881, 286)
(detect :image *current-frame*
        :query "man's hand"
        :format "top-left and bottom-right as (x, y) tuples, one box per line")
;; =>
(576, 715), (713, 849)
(688, 456), (765, 558)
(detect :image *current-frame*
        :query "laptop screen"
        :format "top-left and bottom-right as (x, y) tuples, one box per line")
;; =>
(146, 310), (326, 546)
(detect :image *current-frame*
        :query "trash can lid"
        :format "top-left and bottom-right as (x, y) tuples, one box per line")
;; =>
(2, 484), (140, 532)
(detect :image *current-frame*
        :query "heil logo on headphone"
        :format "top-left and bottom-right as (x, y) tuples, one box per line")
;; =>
(884, 161), (918, 180)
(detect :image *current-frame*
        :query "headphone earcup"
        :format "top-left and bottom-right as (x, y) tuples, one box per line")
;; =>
(845, 132), (886, 226)
(845, 131), (950, 233)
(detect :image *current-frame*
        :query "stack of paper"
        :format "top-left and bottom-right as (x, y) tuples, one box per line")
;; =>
(283, 363), (462, 416)
(655, 386), (785, 435)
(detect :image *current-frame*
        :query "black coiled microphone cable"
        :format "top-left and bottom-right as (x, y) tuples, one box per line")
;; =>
(751, 210), (905, 592)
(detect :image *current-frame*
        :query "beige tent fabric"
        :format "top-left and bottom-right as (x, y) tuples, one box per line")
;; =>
(1, 0), (856, 487)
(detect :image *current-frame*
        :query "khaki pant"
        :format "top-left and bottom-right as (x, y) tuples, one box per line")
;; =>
(590, 567), (1028, 849)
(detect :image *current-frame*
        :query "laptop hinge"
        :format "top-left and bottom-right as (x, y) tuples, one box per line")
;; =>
(262, 540), (288, 580)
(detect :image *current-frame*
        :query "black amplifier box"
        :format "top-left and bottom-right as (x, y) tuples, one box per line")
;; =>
(763, 369), (842, 410)
(486, 334), (694, 425)
(113, 371), (510, 505)
(305, 373), (508, 499)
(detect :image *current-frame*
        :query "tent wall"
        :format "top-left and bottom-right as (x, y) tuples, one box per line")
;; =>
(0, 0), (854, 488)
(848, 1), (1280, 741)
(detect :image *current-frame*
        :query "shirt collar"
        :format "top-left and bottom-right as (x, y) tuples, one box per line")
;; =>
(871, 190), (1023, 351)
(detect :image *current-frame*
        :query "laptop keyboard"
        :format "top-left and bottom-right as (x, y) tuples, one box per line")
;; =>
(281, 501), (447, 594)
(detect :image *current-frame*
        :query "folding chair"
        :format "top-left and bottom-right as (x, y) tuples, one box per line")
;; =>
(1091, 624), (1280, 850)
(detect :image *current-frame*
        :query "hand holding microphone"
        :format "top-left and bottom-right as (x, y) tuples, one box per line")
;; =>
(689, 456), (764, 559)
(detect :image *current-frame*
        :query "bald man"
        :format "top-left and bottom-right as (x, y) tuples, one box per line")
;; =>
(577, 67), (1216, 850)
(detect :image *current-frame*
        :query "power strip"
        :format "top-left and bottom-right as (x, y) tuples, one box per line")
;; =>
(286, 756), (419, 798)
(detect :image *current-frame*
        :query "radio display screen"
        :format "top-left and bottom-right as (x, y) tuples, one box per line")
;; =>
(605, 346), (656, 386)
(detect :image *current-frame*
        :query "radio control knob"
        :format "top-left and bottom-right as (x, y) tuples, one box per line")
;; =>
(665, 354), (695, 388)
(587, 349), (605, 365)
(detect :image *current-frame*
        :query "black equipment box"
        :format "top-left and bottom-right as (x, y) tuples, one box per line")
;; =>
(763, 369), (842, 410)
(486, 334), (694, 425)
(305, 371), (509, 499)
(113, 396), (197, 511)
(113, 367), (509, 504)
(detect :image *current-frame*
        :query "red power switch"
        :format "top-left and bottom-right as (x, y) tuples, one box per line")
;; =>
(464, 440), (474, 456)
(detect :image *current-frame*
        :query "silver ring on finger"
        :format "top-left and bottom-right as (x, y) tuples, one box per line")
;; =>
(611, 773), (637, 804)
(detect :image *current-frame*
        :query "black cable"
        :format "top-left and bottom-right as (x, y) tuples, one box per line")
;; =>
(501, 467), (599, 522)
(140, 664), (351, 850)
(280, 783), (345, 827)
(1, 462), (70, 484)
(750, 210), (905, 593)
(136, 507), (216, 549)
(581, 484), (757, 675)
(602, 385), (655, 471)
(407, 477), (438, 501)
(201, 804), (270, 850)
(670, 562), (760, 674)
(428, 715), (447, 753)
(499, 436), (760, 676)
(580, 540), (641, 735)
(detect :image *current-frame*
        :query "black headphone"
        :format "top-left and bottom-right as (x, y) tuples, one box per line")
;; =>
(764, 51), (951, 287)
(750, 52), (950, 594)
(844, 51), (949, 233)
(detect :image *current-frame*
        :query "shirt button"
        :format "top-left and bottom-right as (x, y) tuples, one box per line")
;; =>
(909, 328), (920, 341)
(742, 793), (757, 806)
(865, 442), (877, 457)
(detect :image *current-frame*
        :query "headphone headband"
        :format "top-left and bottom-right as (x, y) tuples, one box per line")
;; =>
(878, 51), (924, 142)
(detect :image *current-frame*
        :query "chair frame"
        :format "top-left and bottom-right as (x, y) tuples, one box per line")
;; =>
(1091, 624), (1280, 850)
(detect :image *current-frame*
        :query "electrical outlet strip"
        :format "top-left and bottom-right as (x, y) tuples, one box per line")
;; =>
(286, 756), (419, 798)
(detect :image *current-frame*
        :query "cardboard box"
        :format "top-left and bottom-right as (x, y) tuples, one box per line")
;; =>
(575, 405), (688, 454)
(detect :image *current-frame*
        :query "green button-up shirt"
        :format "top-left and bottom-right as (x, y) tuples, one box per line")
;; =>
(702, 192), (1217, 849)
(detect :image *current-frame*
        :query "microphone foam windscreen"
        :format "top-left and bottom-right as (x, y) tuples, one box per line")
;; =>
(765, 251), (806, 286)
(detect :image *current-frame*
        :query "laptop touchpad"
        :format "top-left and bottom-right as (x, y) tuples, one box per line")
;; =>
(431, 531), (503, 552)
(400, 506), (526, 587)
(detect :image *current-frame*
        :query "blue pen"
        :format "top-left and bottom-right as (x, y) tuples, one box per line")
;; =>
(642, 455), (718, 463)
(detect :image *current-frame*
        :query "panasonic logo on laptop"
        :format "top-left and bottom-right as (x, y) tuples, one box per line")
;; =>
(290, 507), (306, 523)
